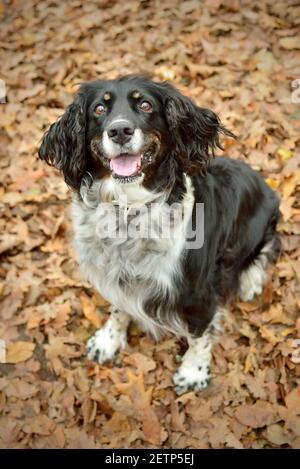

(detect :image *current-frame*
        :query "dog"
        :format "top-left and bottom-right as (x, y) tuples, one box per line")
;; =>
(39, 75), (281, 394)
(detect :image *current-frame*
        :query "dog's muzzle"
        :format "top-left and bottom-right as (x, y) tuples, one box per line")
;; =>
(102, 120), (144, 178)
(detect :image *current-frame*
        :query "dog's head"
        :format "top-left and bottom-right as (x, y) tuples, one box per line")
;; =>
(39, 75), (234, 191)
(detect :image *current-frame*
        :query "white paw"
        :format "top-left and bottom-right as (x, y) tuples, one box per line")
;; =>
(239, 263), (267, 302)
(86, 323), (127, 364)
(173, 362), (211, 395)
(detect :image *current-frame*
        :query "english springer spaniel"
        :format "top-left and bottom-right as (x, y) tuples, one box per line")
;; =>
(39, 75), (281, 394)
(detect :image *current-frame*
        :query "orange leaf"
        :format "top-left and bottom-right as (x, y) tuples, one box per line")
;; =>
(80, 293), (102, 328)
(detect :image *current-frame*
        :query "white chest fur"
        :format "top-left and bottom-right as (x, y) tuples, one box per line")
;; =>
(72, 176), (194, 339)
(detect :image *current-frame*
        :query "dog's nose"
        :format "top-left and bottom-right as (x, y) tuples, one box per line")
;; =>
(107, 124), (135, 144)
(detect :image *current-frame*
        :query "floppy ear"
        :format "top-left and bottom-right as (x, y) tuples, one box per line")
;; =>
(163, 83), (235, 175)
(38, 92), (87, 191)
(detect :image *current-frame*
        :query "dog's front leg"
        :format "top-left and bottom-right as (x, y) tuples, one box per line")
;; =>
(86, 307), (130, 363)
(173, 327), (213, 395)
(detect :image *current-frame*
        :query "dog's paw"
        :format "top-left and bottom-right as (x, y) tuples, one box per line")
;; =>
(86, 323), (127, 364)
(239, 263), (267, 302)
(173, 363), (211, 395)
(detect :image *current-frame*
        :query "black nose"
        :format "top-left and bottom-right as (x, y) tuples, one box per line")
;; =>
(107, 124), (135, 144)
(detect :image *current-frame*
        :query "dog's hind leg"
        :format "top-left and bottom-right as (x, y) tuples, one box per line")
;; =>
(238, 234), (281, 302)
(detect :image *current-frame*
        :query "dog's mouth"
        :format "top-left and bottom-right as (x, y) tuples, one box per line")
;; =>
(106, 138), (160, 183)
(109, 153), (142, 178)
(91, 133), (161, 183)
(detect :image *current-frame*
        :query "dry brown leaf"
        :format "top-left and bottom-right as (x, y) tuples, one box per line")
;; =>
(279, 37), (300, 50)
(266, 424), (293, 446)
(3, 378), (38, 399)
(93, 292), (110, 308)
(285, 386), (300, 411)
(6, 341), (35, 363)
(80, 293), (102, 328)
(235, 401), (278, 428)
(123, 352), (156, 375)
(281, 172), (300, 199)
(262, 303), (294, 326)
(23, 415), (56, 435)
(115, 370), (163, 445)
(170, 400), (186, 433)
(244, 344), (258, 373)
(259, 325), (283, 346)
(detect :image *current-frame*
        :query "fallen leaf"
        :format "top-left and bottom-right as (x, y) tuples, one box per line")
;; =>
(6, 341), (35, 363)
(3, 378), (38, 399)
(277, 148), (294, 160)
(262, 304), (294, 326)
(279, 37), (300, 50)
(115, 371), (162, 445)
(23, 415), (56, 435)
(266, 424), (292, 446)
(123, 352), (156, 374)
(235, 401), (278, 428)
(80, 293), (102, 328)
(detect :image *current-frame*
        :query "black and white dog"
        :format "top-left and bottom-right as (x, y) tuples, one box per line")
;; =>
(39, 75), (280, 394)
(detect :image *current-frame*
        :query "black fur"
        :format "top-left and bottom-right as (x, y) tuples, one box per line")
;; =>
(180, 157), (281, 335)
(39, 93), (87, 190)
(162, 81), (235, 176)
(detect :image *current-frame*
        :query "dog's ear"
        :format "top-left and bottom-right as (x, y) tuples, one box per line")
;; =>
(38, 91), (87, 191)
(162, 83), (235, 175)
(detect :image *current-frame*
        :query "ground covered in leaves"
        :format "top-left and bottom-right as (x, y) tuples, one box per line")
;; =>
(0, 0), (300, 449)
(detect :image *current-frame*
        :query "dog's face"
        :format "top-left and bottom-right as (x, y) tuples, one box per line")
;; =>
(86, 78), (169, 184)
(39, 75), (234, 191)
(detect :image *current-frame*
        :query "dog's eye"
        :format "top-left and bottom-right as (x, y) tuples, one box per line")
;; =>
(138, 101), (153, 113)
(94, 104), (106, 116)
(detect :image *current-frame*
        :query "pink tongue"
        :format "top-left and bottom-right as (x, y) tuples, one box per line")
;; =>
(110, 155), (141, 176)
